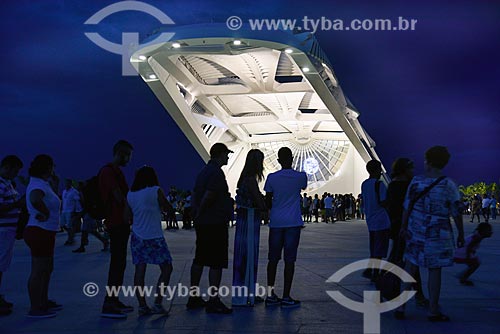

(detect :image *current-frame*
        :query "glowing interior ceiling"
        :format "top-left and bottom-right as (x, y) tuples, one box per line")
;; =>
(147, 49), (352, 185)
(152, 49), (341, 139)
(131, 27), (387, 192)
(252, 140), (350, 190)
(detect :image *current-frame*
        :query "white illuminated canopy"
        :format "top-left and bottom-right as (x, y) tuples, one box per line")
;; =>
(131, 24), (386, 194)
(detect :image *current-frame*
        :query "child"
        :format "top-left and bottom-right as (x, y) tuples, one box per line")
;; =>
(454, 222), (493, 286)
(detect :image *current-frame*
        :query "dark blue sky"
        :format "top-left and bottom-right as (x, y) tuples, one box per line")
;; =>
(1, 0), (499, 190)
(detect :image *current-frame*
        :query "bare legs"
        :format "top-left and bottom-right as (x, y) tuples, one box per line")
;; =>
(398, 262), (444, 316)
(155, 263), (173, 305)
(134, 262), (173, 307)
(134, 264), (147, 307)
(428, 268), (442, 315)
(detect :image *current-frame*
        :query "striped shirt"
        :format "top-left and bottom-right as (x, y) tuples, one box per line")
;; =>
(0, 176), (20, 228)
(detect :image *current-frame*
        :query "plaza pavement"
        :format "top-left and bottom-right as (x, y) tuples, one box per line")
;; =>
(1, 217), (499, 334)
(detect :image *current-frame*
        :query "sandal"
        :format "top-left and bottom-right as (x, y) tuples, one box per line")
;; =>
(428, 313), (450, 322)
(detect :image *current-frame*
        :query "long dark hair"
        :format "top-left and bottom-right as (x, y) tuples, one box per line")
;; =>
(131, 166), (160, 192)
(390, 158), (414, 178)
(237, 149), (264, 187)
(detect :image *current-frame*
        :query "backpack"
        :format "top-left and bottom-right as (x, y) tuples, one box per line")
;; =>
(81, 172), (106, 220)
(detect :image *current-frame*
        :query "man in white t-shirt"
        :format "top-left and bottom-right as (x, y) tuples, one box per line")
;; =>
(264, 147), (307, 308)
(61, 179), (80, 245)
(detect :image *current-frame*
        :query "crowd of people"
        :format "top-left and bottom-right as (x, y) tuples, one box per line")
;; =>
(0, 142), (495, 324)
(301, 192), (364, 223)
(461, 194), (498, 223)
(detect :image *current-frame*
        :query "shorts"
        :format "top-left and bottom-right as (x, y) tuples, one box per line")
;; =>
(60, 212), (72, 228)
(0, 228), (16, 272)
(325, 208), (333, 217)
(24, 226), (56, 257)
(130, 233), (172, 265)
(268, 226), (301, 263)
(194, 224), (228, 269)
(369, 229), (390, 258)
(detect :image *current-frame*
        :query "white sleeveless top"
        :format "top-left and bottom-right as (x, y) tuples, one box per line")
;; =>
(27, 177), (61, 231)
(127, 186), (163, 239)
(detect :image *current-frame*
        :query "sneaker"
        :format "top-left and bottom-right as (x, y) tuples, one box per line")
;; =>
(138, 305), (152, 316)
(265, 294), (282, 306)
(72, 247), (85, 253)
(0, 295), (13, 309)
(101, 303), (127, 319)
(115, 300), (134, 313)
(46, 300), (63, 312)
(27, 310), (57, 319)
(205, 298), (232, 314)
(186, 296), (206, 310)
(281, 297), (301, 309)
(151, 303), (168, 314)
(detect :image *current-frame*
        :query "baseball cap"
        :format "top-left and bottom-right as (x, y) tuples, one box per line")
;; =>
(210, 143), (233, 158)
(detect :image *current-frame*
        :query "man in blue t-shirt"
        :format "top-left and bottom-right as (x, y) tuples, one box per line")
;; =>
(361, 160), (391, 281)
(264, 147), (307, 308)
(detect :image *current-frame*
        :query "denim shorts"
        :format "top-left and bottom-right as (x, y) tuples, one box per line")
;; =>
(268, 226), (301, 263)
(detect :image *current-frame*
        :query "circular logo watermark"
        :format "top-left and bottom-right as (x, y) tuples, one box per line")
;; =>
(83, 282), (100, 297)
(84, 1), (175, 76)
(226, 16), (243, 30)
(326, 259), (416, 334)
